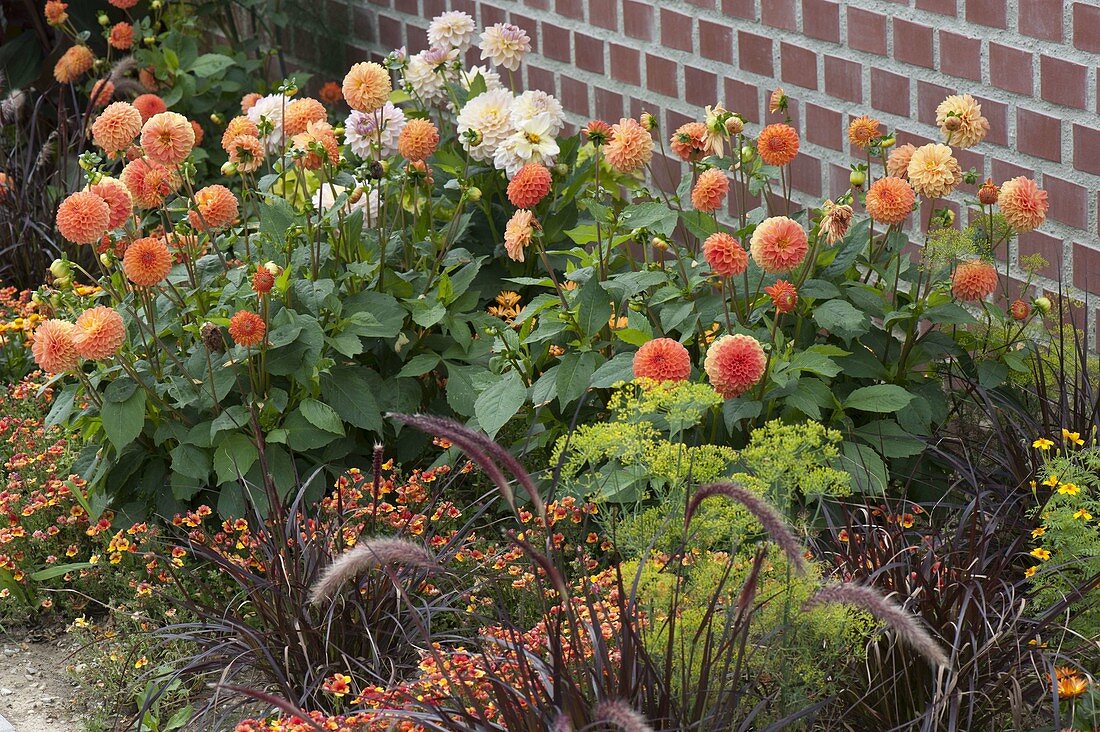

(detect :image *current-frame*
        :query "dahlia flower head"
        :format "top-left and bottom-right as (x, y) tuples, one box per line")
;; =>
(120, 158), (181, 209)
(633, 338), (691, 382)
(229, 310), (266, 347)
(847, 116), (881, 150)
(457, 88), (515, 162)
(220, 116), (260, 152)
(88, 177), (133, 230)
(704, 334), (767, 399)
(397, 118), (441, 162)
(907, 143), (962, 199)
(820, 200), (853, 245)
(343, 61), (392, 113)
(764, 279), (798, 314)
(997, 176), (1048, 232)
(504, 209), (537, 262)
(703, 232), (748, 277)
(479, 23), (531, 71)
(427, 11), (477, 52)
(864, 176), (915, 226)
(72, 306), (126, 360)
(56, 190), (110, 244)
(507, 163), (553, 209)
(123, 236), (173, 287)
(510, 90), (565, 137)
(226, 134), (265, 173)
(935, 94), (989, 149)
(493, 113), (559, 177)
(756, 123), (799, 167)
(886, 143), (917, 180)
(132, 93), (167, 122)
(691, 168), (729, 213)
(32, 319), (78, 374)
(283, 97), (328, 137)
(750, 216), (808, 273)
(344, 103), (407, 159)
(188, 184), (239, 231)
(951, 260), (998, 302)
(246, 93), (288, 154)
(54, 45), (94, 84)
(403, 51), (451, 104)
(141, 111), (195, 166)
(604, 117), (653, 174)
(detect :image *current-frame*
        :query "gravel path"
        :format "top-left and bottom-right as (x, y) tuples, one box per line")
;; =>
(0, 637), (86, 732)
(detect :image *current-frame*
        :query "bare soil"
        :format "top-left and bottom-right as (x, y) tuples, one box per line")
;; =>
(0, 630), (87, 732)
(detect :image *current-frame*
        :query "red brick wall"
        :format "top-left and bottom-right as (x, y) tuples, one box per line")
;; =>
(332, 0), (1100, 342)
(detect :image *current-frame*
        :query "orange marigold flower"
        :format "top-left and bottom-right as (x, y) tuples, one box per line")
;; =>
(228, 310), (266, 347)
(397, 118), (439, 162)
(504, 209), (537, 262)
(56, 190), (110, 244)
(108, 22), (133, 50)
(886, 143), (916, 180)
(226, 134), (265, 173)
(604, 117), (653, 173)
(240, 92), (262, 113)
(907, 143), (961, 198)
(951, 260), (998, 302)
(88, 177), (133, 229)
(507, 163), (552, 209)
(670, 122), (708, 161)
(764, 279), (798, 314)
(864, 176), (915, 226)
(343, 61), (392, 113)
(188, 184), (239, 231)
(132, 93), (167, 123)
(221, 116), (260, 152)
(704, 334), (767, 398)
(935, 94), (988, 149)
(319, 81), (343, 105)
(998, 176), (1048, 232)
(44, 0), (68, 25)
(1009, 299), (1030, 320)
(750, 216), (808, 273)
(72, 306), (126, 360)
(89, 79), (114, 108)
(54, 45), (94, 84)
(703, 232), (748, 277)
(120, 158), (180, 208)
(32, 320), (78, 374)
(756, 123), (799, 166)
(284, 97), (328, 137)
(123, 236), (173, 286)
(633, 338), (691, 382)
(92, 101), (143, 154)
(141, 111), (195, 166)
(847, 116), (881, 149)
(252, 268), (275, 294)
(691, 168), (729, 213)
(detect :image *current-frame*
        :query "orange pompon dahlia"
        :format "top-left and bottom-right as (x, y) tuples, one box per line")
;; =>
(141, 111), (195, 165)
(284, 97), (328, 137)
(704, 334), (767, 398)
(342, 62), (392, 113)
(108, 0), (138, 8)
(1009, 299), (1030, 320)
(507, 163), (552, 209)
(633, 338), (691, 382)
(319, 82), (343, 105)
(691, 168), (729, 213)
(252, 268), (275, 294)
(108, 22), (133, 50)
(226, 134), (265, 173)
(89, 79), (115, 108)
(604, 117), (653, 173)
(88, 177), (133, 229)
(120, 158), (180, 208)
(756, 123), (799, 166)
(72, 306), (126, 360)
(190, 120), (204, 145)
(241, 92), (262, 113)
(864, 176), (916, 226)
(504, 209), (537, 262)
(764, 279), (798, 314)
(188, 184), (239, 231)
(907, 143), (961, 198)
(221, 116), (260, 151)
(293, 120), (341, 169)
(935, 94), (989, 149)
(886, 143), (916, 180)
(397, 118), (440, 162)
(750, 216), (808, 273)
(997, 176), (1048, 232)
(670, 122), (708, 161)
(92, 101), (142, 154)
(31, 320), (78, 374)
(229, 310), (266, 347)
(132, 93), (167, 122)
(44, 1), (68, 25)
(54, 45), (94, 84)
(951, 260), (998, 302)
(847, 116), (881, 149)
(123, 236), (173, 286)
(56, 190), (111, 244)
(703, 232), (748, 277)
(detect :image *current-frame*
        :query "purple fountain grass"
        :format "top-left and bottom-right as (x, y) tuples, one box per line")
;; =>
(687, 482), (808, 574)
(309, 536), (439, 605)
(591, 699), (655, 732)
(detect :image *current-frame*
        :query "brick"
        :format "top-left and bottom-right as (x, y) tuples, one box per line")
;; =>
(802, 0), (840, 43)
(781, 43), (818, 90)
(699, 20), (733, 63)
(660, 9), (693, 52)
(966, 0), (1007, 27)
(738, 31), (773, 76)
(790, 153), (822, 196)
(1072, 243), (1100, 293)
(594, 87), (623, 120)
(560, 76), (588, 116)
(378, 15), (401, 46)
(1073, 125), (1100, 175)
(610, 44), (641, 86)
(1040, 56), (1087, 109)
(481, 5), (506, 26)
(725, 78), (760, 122)
(686, 0), (714, 8)
(805, 103), (843, 150)
(510, 14), (538, 47)
(1017, 108), (1061, 162)
(722, 0), (755, 20)
(893, 18), (934, 68)
(1073, 3), (1100, 52)
(524, 0), (549, 9)
(824, 55), (862, 102)
(393, 0), (415, 13)
(1019, 0), (1063, 40)
(762, 0), (798, 31)
(917, 81), (955, 126)
(684, 67), (717, 107)
(623, 0), (653, 40)
(1042, 176), (1088, 229)
(541, 23), (570, 63)
(589, 0), (618, 30)
(574, 33), (604, 74)
(992, 158), (1034, 182)
(939, 32), (982, 82)
(526, 65), (555, 95)
(973, 96), (1008, 147)
(847, 8), (887, 55)
(1018, 231), (1063, 279)
(989, 43), (1033, 95)
(646, 54), (678, 98)
(871, 69), (910, 116)
(916, 0), (956, 14)
(556, 0), (583, 19)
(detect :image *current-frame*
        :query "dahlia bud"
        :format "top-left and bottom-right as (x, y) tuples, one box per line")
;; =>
(367, 160), (385, 180)
(963, 170), (979, 185)
(143, 36), (155, 45)
(740, 145), (755, 164)
(554, 163), (568, 176)
(725, 115), (745, 135)
(49, 259), (71, 279)
(49, 293), (61, 309)
(210, 113), (224, 125)
(880, 136), (896, 149)
(263, 261), (282, 276)
(466, 186), (482, 202)
(150, 0), (162, 7)
(348, 186), (365, 204)
(1009, 299), (1030, 321)
(938, 208), (956, 227)
(464, 128), (483, 147)
(651, 237), (668, 251)
(978, 178), (999, 205)
(943, 115), (962, 132)
(849, 170), (866, 188)
(99, 252), (113, 267)
(640, 112), (658, 131)
(97, 12), (109, 26)
(333, 126), (344, 137)
(1034, 296), (1052, 315)
(220, 161), (238, 176)
(200, 322), (223, 352)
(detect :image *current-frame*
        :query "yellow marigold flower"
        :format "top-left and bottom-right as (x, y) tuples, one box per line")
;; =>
(1057, 675), (1088, 699)
(1043, 474), (1058, 487)
(1056, 482), (1080, 496)
(1031, 526), (1046, 539)
(1073, 509), (1093, 521)
(1032, 438), (1054, 450)
(1061, 428), (1084, 446)
(1030, 547), (1051, 561)
(1024, 565), (1038, 578)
